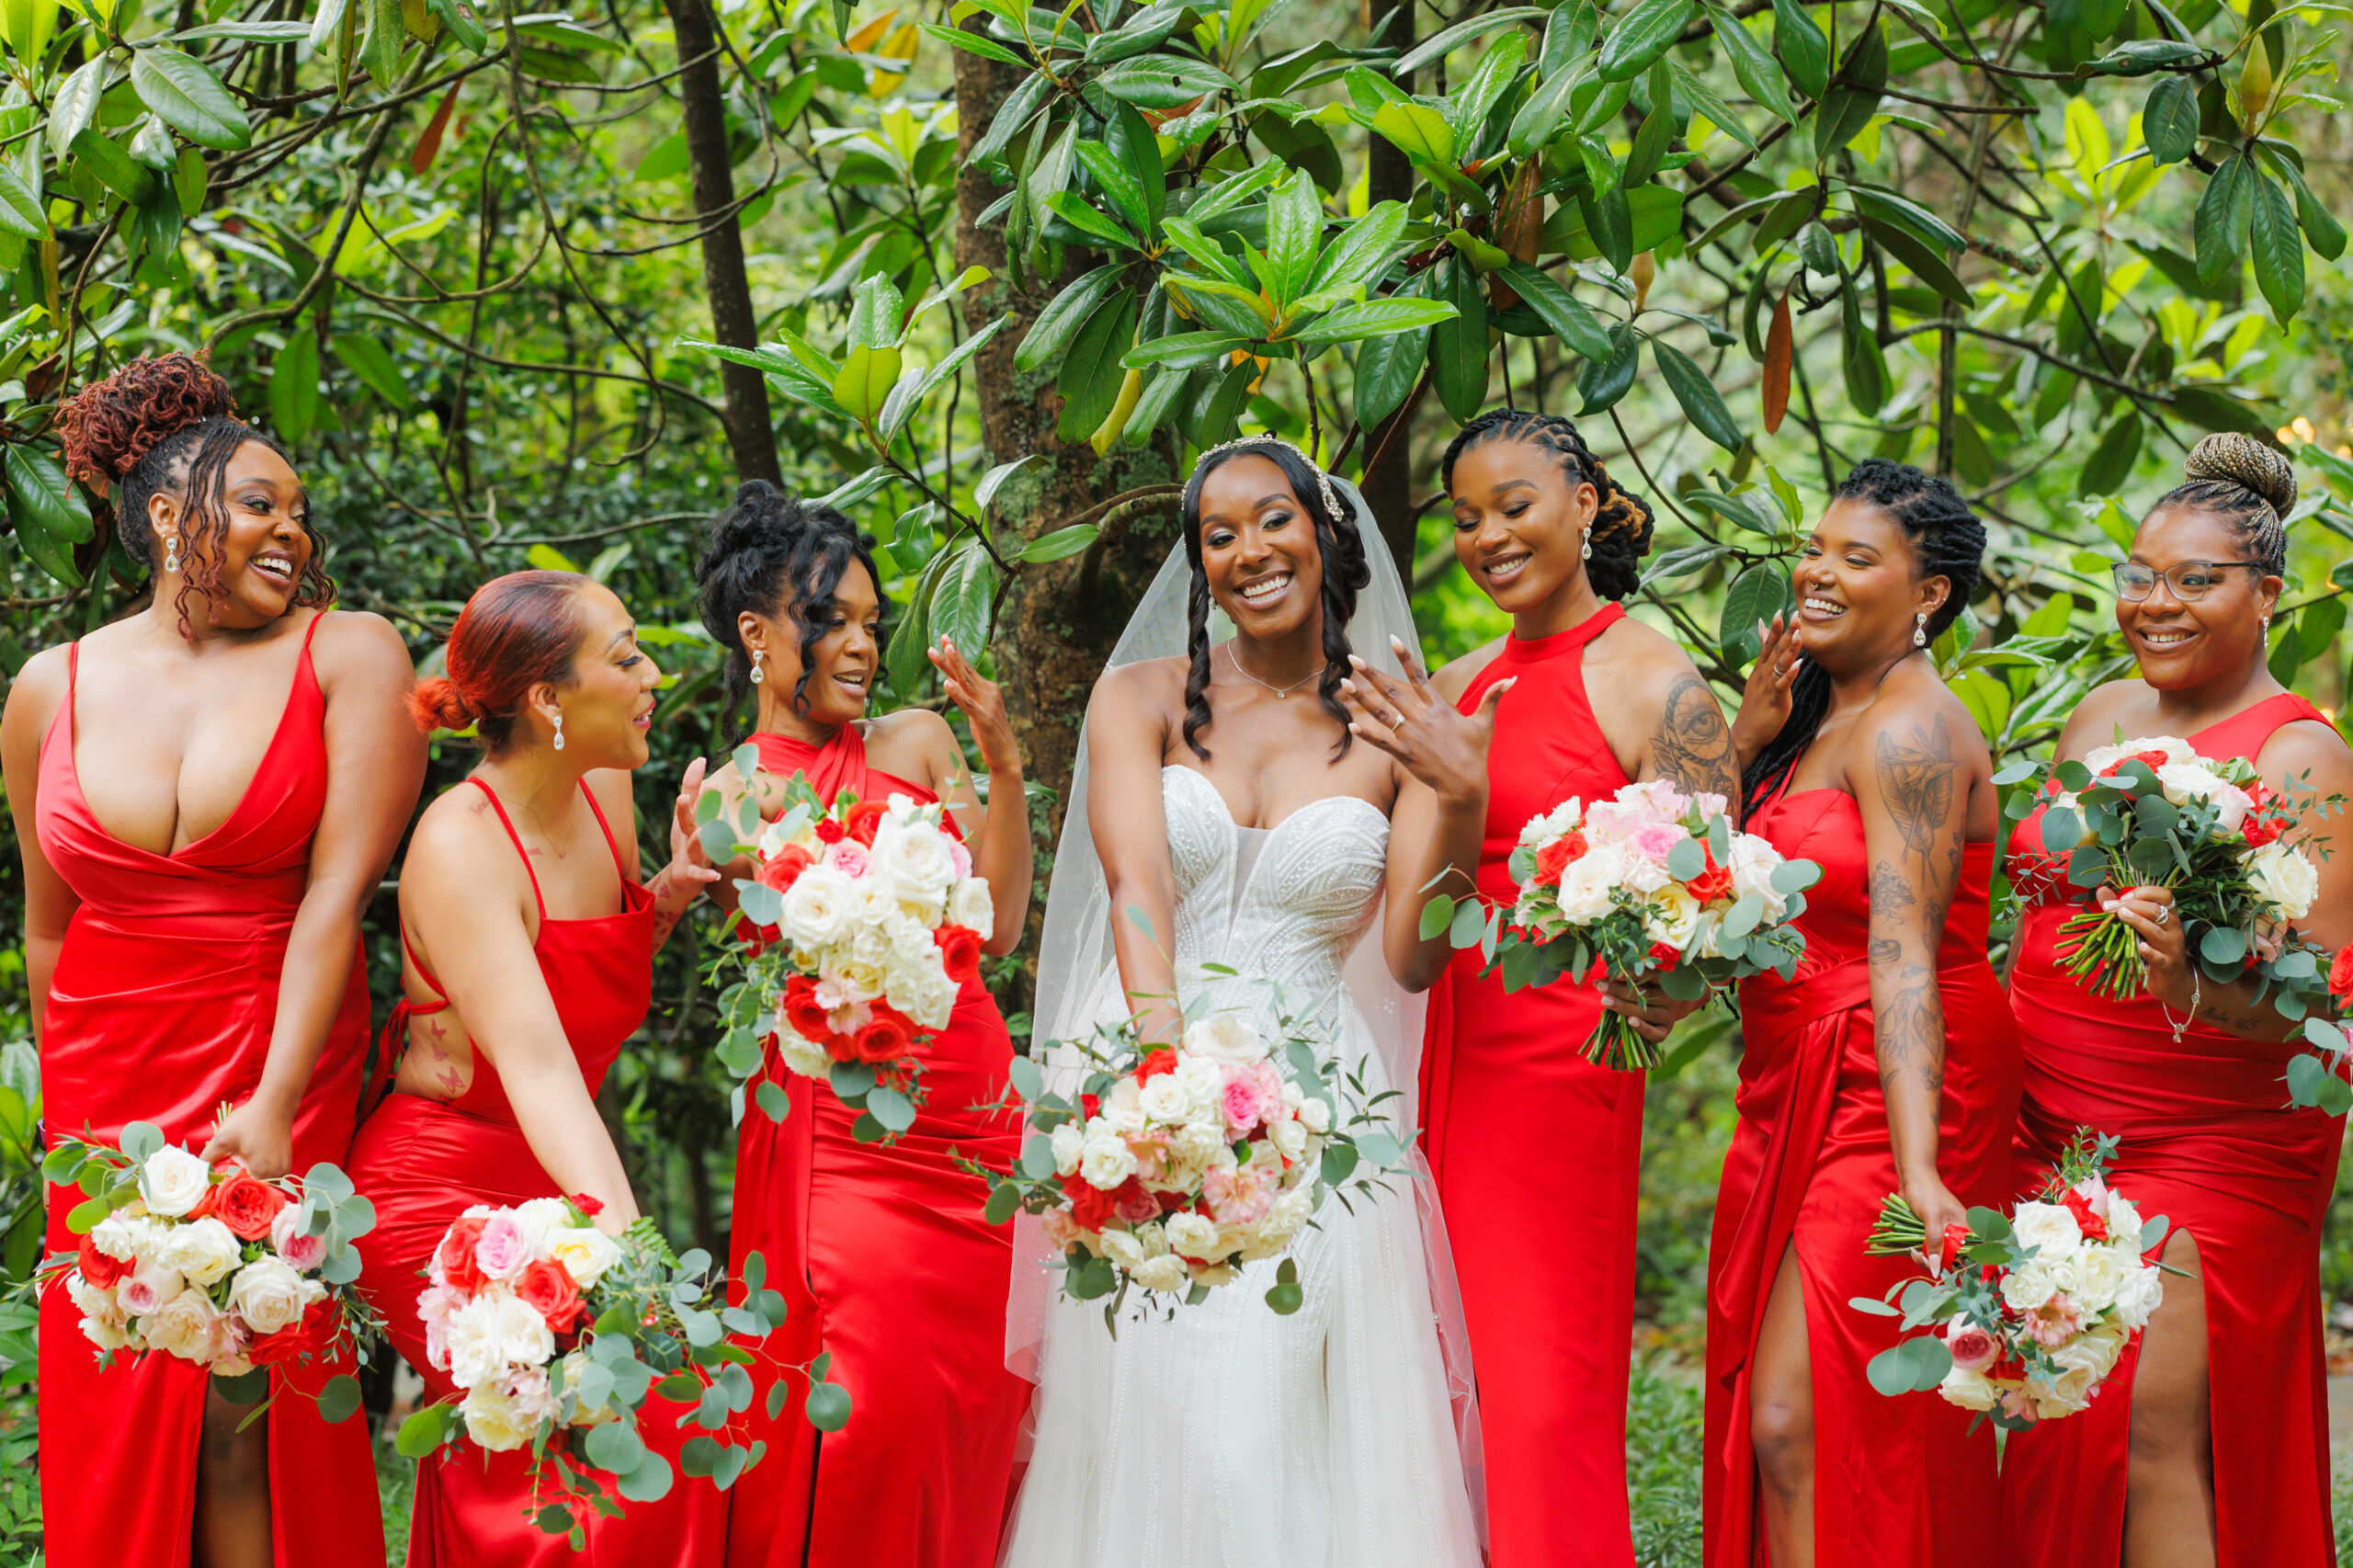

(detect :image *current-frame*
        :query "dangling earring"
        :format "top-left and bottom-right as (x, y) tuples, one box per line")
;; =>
(1913, 611), (1928, 648)
(750, 648), (766, 686)
(551, 711), (566, 752)
(1580, 522), (1593, 562)
(162, 534), (179, 574)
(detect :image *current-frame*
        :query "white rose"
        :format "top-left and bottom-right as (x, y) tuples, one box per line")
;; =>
(883, 914), (938, 965)
(90, 1213), (153, 1263)
(1267, 1183), (1316, 1238)
(870, 825), (957, 913)
(1138, 1076), (1191, 1123)
(1270, 1119), (1308, 1161)
(1297, 1096), (1332, 1135)
(1552, 842), (1626, 924)
(1171, 1121), (1226, 1165)
(1174, 1056), (1226, 1109)
(158, 1216), (244, 1288)
(1050, 1121), (1086, 1176)
(2011, 1202), (2083, 1262)
(2000, 1264), (2057, 1313)
(544, 1226), (624, 1290)
(2029, 1364), (2097, 1418)
(2069, 1244), (2127, 1312)
(2040, 1250), (2086, 1298)
(829, 960), (886, 1006)
(2109, 1261), (2165, 1332)
(442, 1294), (514, 1390)
(1100, 1229), (1145, 1269)
(512, 1198), (573, 1253)
(460, 1381), (540, 1452)
(488, 1291), (555, 1368)
(225, 1256), (322, 1335)
(948, 878), (995, 936)
(1099, 1078), (1145, 1135)
(1182, 1016), (1267, 1065)
(2049, 1323), (2125, 1385)
(779, 865), (857, 947)
(2100, 1195), (2143, 1255)
(1131, 1255), (1192, 1294)
(888, 967), (957, 1032)
(773, 1024), (832, 1079)
(1640, 883), (1700, 951)
(78, 1307), (138, 1352)
(2154, 760), (2241, 822)
(140, 1146), (213, 1219)
(847, 881), (899, 931)
(1937, 1363), (1999, 1412)
(1518, 812), (1556, 847)
(142, 1286), (222, 1363)
(1728, 834), (1790, 921)
(1164, 1212), (1219, 1257)
(1078, 1133), (1139, 1190)
(2086, 735), (2192, 773)
(2245, 840), (2320, 923)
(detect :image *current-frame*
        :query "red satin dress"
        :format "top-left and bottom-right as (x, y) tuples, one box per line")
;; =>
(348, 777), (720, 1566)
(1702, 782), (2017, 1568)
(32, 613), (383, 1568)
(1420, 603), (1643, 1566)
(724, 725), (1026, 1568)
(2000, 691), (2344, 1565)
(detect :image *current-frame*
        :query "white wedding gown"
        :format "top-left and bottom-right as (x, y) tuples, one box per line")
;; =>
(1000, 766), (1483, 1568)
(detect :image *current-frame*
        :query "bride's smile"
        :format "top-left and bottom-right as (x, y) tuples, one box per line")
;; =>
(1196, 454), (1327, 652)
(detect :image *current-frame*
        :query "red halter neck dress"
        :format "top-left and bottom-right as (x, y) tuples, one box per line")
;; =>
(2000, 691), (2345, 1566)
(347, 777), (721, 1565)
(1703, 778), (2017, 1567)
(1418, 603), (1646, 1567)
(32, 611), (383, 1568)
(723, 725), (1026, 1568)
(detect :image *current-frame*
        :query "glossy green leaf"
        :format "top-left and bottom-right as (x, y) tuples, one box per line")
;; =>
(1772, 0), (1830, 98)
(2193, 153), (2251, 286)
(1653, 338), (1746, 452)
(1701, 5), (1796, 125)
(1597, 0), (1695, 82)
(132, 48), (252, 152)
(2247, 169), (2304, 322)
(1427, 257), (1489, 422)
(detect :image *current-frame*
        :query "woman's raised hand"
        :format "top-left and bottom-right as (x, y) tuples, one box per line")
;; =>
(1338, 635), (1507, 808)
(1730, 614), (1804, 769)
(929, 635), (1021, 778)
(664, 755), (722, 894)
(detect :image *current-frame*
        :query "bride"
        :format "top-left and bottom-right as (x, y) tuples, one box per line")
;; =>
(1000, 437), (1496, 1566)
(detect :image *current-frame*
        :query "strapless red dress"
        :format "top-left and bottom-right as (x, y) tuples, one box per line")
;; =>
(32, 614), (382, 1568)
(1419, 603), (1644, 1566)
(348, 777), (721, 1565)
(1703, 784), (2017, 1568)
(2000, 691), (2344, 1565)
(723, 725), (1026, 1568)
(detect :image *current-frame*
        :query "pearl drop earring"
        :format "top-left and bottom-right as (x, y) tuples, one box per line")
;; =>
(552, 712), (566, 752)
(750, 649), (766, 685)
(1913, 611), (1928, 648)
(1580, 523), (1593, 562)
(163, 534), (179, 574)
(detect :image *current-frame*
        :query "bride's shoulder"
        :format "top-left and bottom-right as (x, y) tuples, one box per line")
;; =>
(1090, 653), (1189, 710)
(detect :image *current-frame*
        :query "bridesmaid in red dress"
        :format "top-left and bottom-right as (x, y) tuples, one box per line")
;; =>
(1999, 436), (2353, 1568)
(690, 483), (1031, 1568)
(346, 570), (722, 1563)
(1416, 411), (1742, 1567)
(2, 355), (421, 1568)
(1709, 460), (2016, 1568)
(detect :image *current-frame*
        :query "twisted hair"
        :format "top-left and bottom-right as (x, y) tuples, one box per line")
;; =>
(409, 570), (590, 755)
(1177, 439), (1370, 761)
(57, 352), (329, 633)
(1439, 409), (1655, 599)
(1742, 459), (1986, 816)
(2149, 433), (2296, 575)
(694, 480), (882, 726)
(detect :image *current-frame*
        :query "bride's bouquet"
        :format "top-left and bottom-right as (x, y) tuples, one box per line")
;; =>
(393, 1197), (842, 1540)
(984, 1008), (1406, 1320)
(1853, 1128), (2168, 1429)
(704, 746), (994, 1142)
(38, 1120), (380, 1420)
(1427, 779), (1820, 1070)
(2002, 736), (2347, 1108)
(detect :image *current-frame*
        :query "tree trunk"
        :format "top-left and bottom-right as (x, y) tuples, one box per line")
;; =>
(1359, 0), (1419, 569)
(665, 0), (781, 487)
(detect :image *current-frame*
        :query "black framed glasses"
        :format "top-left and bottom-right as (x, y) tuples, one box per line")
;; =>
(2110, 561), (2264, 602)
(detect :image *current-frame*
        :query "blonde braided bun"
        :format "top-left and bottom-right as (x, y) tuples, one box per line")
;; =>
(2153, 433), (2296, 574)
(2182, 433), (2296, 514)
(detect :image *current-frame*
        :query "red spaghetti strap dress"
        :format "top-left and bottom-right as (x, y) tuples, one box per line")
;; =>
(723, 725), (1026, 1568)
(2000, 691), (2344, 1566)
(1419, 603), (1644, 1567)
(348, 777), (721, 1566)
(32, 612), (383, 1568)
(1702, 783), (2018, 1568)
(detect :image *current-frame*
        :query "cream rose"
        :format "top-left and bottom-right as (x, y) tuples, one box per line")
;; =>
(225, 1256), (322, 1335)
(779, 865), (857, 947)
(140, 1146), (213, 1218)
(2102, 1195), (2144, 1255)
(2011, 1202), (2083, 1262)
(1728, 835), (1790, 920)
(1138, 1075), (1192, 1124)
(544, 1226), (624, 1290)
(460, 1381), (540, 1451)
(158, 1216), (244, 1288)
(2069, 1244), (2127, 1312)
(871, 824), (957, 913)
(142, 1286), (222, 1363)
(774, 1024), (832, 1079)
(2245, 839), (2320, 923)
(2154, 761), (2248, 829)
(1552, 841), (1626, 924)
(1050, 1121), (1086, 1176)
(2109, 1260), (2165, 1332)
(1182, 1016), (1267, 1065)
(948, 878), (995, 936)
(1269, 1118), (1308, 1161)
(1078, 1133), (1139, 1190)
(1937, 1363), (1999, 1412)
(1640, 883), (1701, 951)
(1130, 1255), (1192, 1293)
(1999, 1264), (2057, 1313)
(90, 1212), (154, 1263)
(1164, 1212), (1219, 1257)
(1297, 1096), (1333, 1135)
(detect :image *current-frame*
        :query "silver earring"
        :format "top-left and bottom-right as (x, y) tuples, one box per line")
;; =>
(163, 534), (178, 573)
(1581, 523), (1593, 562)
(1913, 611), (1928, 648)
(750, 649), (766, 686)
(552, 712), (565, 752)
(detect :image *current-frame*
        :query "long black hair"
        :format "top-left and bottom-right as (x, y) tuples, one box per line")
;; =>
(1741, 459), (1985, 816)
(693, 480), (882, 726)
(1438, 408), (1654, 599)
(1177, 439), (1370, 761)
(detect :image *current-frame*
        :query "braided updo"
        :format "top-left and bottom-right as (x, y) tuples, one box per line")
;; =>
(1741, 459), (1987, 815)
(57, 352), (329, 631)
(694, 480), (882, 723)
(2149, 433), (2296, 575)
(1438, 409), (1655, 599)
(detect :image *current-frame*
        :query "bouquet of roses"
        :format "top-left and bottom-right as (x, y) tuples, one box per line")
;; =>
(1427, 779), (1821, 1071)
(37, 1119), (380, 1421)
(393, 1196), (844, 1540)
(1852, 1128), (2168, 1429)
(984, 1008), (1406, 1322)
(2001, 735), (2347, 1108)
(703, 746), (994, 1143)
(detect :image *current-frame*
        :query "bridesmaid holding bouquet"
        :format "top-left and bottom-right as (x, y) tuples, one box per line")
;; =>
(3, 355), (422, 1568)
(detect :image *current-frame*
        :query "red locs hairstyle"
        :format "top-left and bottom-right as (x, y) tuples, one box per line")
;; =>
(57, 352), (331, 634)
(409, 570), (591, 755)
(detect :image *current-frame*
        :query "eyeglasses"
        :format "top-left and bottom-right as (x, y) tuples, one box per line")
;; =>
(2110, 561), (2264, 602)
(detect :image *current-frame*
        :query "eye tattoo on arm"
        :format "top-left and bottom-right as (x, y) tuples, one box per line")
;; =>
(1651, 675), (1742, 801)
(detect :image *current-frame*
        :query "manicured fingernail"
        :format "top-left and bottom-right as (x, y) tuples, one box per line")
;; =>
(1390, 634), (1406, 650)
(1347, 653), (1367, 668)
(1339, 678), (1357, 694)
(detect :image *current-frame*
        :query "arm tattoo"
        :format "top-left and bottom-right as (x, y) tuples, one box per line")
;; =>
(1651, 675), (1743, 801)
(1874, 720), (1959, 858)
(1869, 860), (1915, 912)
(1874, 961), (1945, 1094)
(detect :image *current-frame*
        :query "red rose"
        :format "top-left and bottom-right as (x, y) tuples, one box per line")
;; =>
(2329, 944), (2353, 1005)
(733, 914), (776, 958)
(854, 1006), (915, 1064)
(436, 1216), (489, 1293)
(758, 843), (814, 893)
(514, 1256), (586, 1336)
(845, 801), (888, 846)
(1134, 1049), (1178, 1084)
(1066, 1176), (1138, 1233)
(824, 1029), (864, 1063)
(782, 975), (833, 1043)
(246, 1299), (340, 1368)
(815, 818), (846, 845)
(76, 1235), (131, 1290)
(207, 1167), (290, 1242)
(1533, 831), (1589, 888)
(1686, 848), (1734, 904)
(1647, 940), (1682, 966)
(2102, 748), (2172, 782)
(2060, 1187), (2109, 1242)
(1079, 1093), (1101, 1122)
(935, 924), (983, 986)
(572, 1193), (604, 1218)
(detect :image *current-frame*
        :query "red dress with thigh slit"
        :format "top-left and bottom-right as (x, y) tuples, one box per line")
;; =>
(1999, 691), (2343, 1566)
(33, 614), (384, 1568)
(1702, 783), (2017, 1568)
(722, 725), (1027, 1568)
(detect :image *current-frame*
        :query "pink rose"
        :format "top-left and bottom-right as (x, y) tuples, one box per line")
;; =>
(270, 1204), (327, 1272)
(1998, 1388), (2040, 1426)
(1114, 1187), (1161, 1224)
(1221, 1062), (1284, 1138)
(948, 839), (973, 880)
(204, 1311), (250, 1369)
(824, 840), (872, 879)
(1945, 1321), (1999, 1373)
(473, 1214), (532, 1281)
(1631, 822), (1688, 862)
(1039, 1209), (1079, 1249)
(119, 1260), (183, 1317)
(417, 1283), (467, 1370)
(2021, 1295), (2083, 1349)
(1202, 1165), (1274, 1226)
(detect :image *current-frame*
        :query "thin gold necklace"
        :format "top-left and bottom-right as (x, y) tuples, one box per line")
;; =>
(1228, 642), (1318, 699)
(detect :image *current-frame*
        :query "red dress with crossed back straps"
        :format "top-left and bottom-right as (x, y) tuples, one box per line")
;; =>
(1419, 603), (1645, 1566)
(1700, 778), (2017, 1567)
(1999, 691), (2346, 1566)
(347, 777), (721, 1566)
(722, 725), (1026, 1568)
(32, 611), (383, 1568)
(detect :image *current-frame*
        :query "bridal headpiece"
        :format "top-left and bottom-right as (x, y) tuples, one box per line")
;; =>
(1197, 434), (1346, 531)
